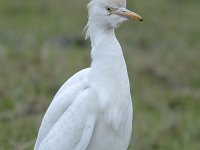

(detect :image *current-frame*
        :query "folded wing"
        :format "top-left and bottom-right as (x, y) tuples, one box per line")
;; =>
(34, 68), (91, 150)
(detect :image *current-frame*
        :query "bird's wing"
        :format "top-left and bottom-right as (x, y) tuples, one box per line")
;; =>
(34, 68), (90, 150)
(38, 86), (96, 150)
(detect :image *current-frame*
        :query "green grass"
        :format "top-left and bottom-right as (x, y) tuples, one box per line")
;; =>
(0, 0), (200, 149)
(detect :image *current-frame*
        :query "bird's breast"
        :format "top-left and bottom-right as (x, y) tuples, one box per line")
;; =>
(89, 79), (132, 132)
(86, 90), (133, 150)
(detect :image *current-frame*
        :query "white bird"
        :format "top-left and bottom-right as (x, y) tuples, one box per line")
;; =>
(34, 0), (142, 149)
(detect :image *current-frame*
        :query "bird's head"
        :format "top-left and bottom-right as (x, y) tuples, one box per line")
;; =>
(87, 0), (143, 29)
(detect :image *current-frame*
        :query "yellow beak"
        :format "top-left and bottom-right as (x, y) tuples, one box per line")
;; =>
(114, 8), (143, 21)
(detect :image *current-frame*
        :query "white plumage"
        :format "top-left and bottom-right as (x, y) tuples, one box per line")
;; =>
(34, 0), (142, 149)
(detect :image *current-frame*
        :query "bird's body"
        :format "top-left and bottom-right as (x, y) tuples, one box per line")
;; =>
(34, 0), (142, 149)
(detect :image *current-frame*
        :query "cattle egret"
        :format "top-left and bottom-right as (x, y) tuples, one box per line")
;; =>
(34, 0), (143, 149)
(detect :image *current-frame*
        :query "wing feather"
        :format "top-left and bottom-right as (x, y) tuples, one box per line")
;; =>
(75, 115), (96, 150)
(38, 88), (96, 150)
(34, 68), (90, 150)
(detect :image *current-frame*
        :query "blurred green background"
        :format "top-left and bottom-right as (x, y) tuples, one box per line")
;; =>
(0, 0), (200, 149)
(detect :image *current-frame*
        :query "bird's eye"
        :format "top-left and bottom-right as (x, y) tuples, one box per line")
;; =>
(106, 7), (111, 12)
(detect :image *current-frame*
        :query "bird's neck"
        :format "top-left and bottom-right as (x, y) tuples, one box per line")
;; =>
(88, 22), (130, 90)
(88, 23), (115, 48)
(87, 22), (123, 62)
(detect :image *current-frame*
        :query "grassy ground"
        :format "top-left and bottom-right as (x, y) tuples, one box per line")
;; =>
(0, 0), (200, 149)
